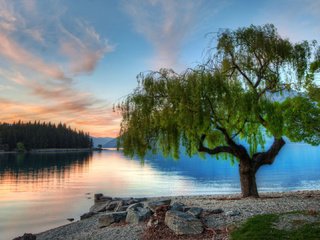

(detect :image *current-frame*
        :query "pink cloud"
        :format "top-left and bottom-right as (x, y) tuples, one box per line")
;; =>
(0, 34), (69, 81)
(59, 20), (114, 75)
(0, 97), (121, 137)
(0, 1), (118, 137)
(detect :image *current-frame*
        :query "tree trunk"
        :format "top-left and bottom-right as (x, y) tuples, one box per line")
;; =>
(239, 160), (259, 198)
(198, 133), (285, 198)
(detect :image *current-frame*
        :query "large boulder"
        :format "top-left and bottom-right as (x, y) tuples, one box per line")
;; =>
(94, 193), (112, 203)
(170, 202), (185, 211)
(94, 193), (103, 202)
(165, 210), (203, 235)
(126, 207), (151, 224)
(89, 201), (112, 213)
(187, 207), (203, 218)
(127, 202), (144, 211)
(105, 200), (123, 211)
(98, 211), (127, 228)
(211, 208), (223, 214)
(147, 199), (171, 212)
(115, 205), (128, 212)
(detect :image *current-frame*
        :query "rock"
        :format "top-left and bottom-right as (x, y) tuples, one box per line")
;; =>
(105, 200), (122, 211)
(135, 197), (148, 202)
(94, 193), (103, 202)
(112, 197), (126, 201)
(100, 196), (113, 202)
(225, 210), (241, 217)
(127, 202), (144, 211)
(147, 218), (159, 227)
(182, 206), (191, 212)
(125, 199), (138, 205)
(126, 207), (151, 224)
(211, 208), (223, 214)
(170, 202), (185, 211)
(125, 197), (147, 205)
(98, 211), (127, 228)
(147, 199), (171, 212)
(165, 210), (203, 235)
(89, 201), (111, 213)
(94, 193), (112, 202)
(187, 207), (203, 218)
(13, 233), (37, 240)
(80, 212), (96, 220)
(115, 205), (128, 212)
(67, 218), (74, 222)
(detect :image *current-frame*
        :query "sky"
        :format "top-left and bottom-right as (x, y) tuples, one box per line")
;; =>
(0, 0), (319, 137)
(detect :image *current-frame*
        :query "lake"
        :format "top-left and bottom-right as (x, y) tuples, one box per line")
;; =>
(0, 143), (319, 239)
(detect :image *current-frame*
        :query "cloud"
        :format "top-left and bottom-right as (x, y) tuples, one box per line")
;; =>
(0, 34), (69, 81)
(59, 20), (114, 75)
(123, 0), (228, 70)
(0, 67), (121, 137)
(256, 0), (320, 42)
(0, 0), (118, 137)
(0, 0), (113, 79)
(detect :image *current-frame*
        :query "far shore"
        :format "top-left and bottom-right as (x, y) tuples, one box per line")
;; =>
(0, 148), (92, 154)
(34, 190), (320, 240)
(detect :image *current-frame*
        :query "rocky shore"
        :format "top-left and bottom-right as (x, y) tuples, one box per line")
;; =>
(30, 190), (320, 240)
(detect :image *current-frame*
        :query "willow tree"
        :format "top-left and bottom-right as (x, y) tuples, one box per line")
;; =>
(118, 24), (320, 197)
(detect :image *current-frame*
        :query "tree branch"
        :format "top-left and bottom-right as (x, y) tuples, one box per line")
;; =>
(215, 126), (251, 161)
(229, 53), (255, 89)
(232, 119), (247, 139)
(253, 137), (286, 172)
(198, 134), (234, 155)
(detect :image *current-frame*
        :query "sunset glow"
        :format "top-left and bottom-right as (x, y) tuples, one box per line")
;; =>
(0, 0), (319, 137)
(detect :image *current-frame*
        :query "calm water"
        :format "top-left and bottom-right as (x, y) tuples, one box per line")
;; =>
(0, 144), (319, 239)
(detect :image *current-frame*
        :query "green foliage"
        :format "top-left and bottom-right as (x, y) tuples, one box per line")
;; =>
(118, 24), (320, 160)
(281, 96), (320, 145)
(0, 121), (92, 150)
(231, 212), (320, 240)
(308, 84), (320, 105)
(231, 214), (280, 240)
(16, 142), (25, 152)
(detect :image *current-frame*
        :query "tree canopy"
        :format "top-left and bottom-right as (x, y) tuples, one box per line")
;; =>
(0, 121), (92, 151)
(117, 24), (320, 197)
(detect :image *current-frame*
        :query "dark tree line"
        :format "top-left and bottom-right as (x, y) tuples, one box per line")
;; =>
(0, 121), (92, 151)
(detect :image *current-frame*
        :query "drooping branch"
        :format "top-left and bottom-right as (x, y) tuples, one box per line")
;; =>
(198, 134), (234, 155)
(232, 119), (247, 139)
(199, 126), (251, 162)
(230, 56), (255, 89)
(253, 137), (286, 172)
(216, 126), (238, 148)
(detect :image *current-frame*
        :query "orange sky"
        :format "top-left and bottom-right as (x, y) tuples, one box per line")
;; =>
(1, 0), (319, 137)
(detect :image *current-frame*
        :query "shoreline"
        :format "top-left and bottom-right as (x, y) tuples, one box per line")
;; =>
(0, 148), (92, 154)
(34, 190), (320, 240)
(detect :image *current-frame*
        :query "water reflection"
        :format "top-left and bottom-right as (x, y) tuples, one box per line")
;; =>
(0, 152), (92, 176)
(0, 145), (319, 240)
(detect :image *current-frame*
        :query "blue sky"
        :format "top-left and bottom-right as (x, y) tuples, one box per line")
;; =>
(0, 0), (319, 136)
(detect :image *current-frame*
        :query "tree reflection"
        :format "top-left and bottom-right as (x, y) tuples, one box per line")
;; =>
(0, 152), (93, 182)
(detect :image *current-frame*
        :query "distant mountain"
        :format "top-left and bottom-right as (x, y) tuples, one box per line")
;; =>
(91, 137), (113, 147)
(103, 138), (117, 148)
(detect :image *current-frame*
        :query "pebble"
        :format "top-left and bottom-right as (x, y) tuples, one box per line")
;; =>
(36, 191), (320, 240)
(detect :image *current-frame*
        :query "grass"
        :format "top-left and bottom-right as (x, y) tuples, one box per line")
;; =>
(230, 211), (320, 240)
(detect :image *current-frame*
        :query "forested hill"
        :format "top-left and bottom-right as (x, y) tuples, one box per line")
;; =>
(0, 121), (92, 151)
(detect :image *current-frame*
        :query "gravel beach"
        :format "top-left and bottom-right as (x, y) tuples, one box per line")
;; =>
(35, 190), (320, 240)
